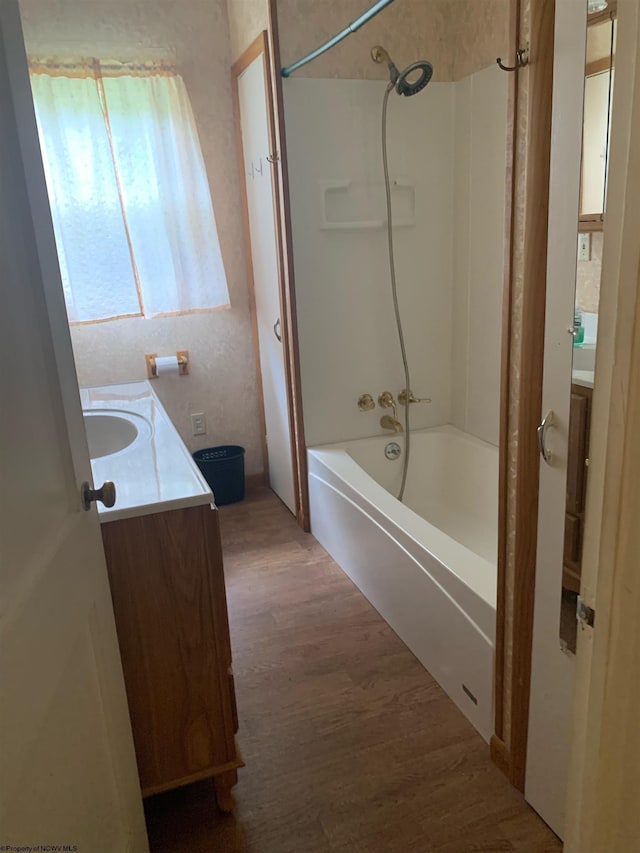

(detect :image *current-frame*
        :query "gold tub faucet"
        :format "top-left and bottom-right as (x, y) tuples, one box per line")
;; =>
(380, 414), (403, 432)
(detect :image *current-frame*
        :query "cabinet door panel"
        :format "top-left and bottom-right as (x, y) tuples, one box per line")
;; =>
(101, 505), (239, 794)
(566, 392), (589, 514)
(564, 512), (582, 566)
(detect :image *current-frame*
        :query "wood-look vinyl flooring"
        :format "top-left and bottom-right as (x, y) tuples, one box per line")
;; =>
(145, 487), (561, 853)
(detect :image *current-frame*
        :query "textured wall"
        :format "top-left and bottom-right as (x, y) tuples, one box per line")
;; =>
(277, 0), (452, 81)
(19, 0), (264, 474)
(450, 0), (511, 81)
(276, 0), (510, 82)
(226, 0), (269, 62)
(575, 231), (603, 313)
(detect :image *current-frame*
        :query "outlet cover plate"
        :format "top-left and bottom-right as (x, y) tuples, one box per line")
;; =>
(191, 413), (206, 435)
(578, 233), (591, 262)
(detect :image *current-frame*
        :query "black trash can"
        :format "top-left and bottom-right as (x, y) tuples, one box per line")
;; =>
(193, 445), (245, 506)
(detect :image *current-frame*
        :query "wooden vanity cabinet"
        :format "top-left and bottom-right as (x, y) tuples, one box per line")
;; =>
(101, 503), (242, 811)
(563, 384), (592, 592)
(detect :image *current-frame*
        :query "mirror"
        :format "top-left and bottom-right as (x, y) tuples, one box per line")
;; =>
(560, 5), (615, 655)
(579, 6), (616, 229)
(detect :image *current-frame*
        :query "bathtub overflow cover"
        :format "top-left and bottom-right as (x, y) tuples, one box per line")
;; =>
(385, 442), (402, 461)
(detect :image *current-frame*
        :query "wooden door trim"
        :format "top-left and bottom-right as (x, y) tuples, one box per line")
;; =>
(231, 35), (269, 488)
(493, 0), (556, 790)
(493, 0), (521, 761)
(231, 31), (310, 528)
(265, 4), (310, 531)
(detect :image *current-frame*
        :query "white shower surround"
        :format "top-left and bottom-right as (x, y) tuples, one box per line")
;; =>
(284, 68), (508, 448)
(308, 426), (498, 740)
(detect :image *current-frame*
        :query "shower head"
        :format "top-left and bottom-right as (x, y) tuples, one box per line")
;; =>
(371, 45), (433, 96)
(395, 60), (433, 96)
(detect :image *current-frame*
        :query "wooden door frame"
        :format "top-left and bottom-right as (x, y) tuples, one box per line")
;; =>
(231, 30), (310, 531)
(492, 0), (557, 790)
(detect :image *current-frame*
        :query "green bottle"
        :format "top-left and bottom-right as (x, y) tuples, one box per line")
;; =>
(573, 309), (584, 347)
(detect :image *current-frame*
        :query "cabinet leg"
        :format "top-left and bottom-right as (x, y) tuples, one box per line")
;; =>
(214, 769), (237, 814)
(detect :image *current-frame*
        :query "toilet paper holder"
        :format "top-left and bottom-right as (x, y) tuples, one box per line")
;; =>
(145, 350), (189, 379)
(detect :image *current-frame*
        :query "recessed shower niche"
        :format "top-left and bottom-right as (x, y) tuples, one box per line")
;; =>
(320, 178), (416, 230)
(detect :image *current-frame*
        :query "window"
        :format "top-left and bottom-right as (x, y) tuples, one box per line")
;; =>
(29, 58), (230, 323)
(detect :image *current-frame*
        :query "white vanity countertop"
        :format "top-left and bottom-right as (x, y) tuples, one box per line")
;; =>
(572, 369), (594, 389)
(80, 381), (213, 523)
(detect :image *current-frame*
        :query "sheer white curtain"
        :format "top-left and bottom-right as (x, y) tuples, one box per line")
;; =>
(30, 60), (230, 323)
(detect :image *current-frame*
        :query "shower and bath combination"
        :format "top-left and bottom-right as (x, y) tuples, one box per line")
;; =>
(281, 3), (433, 502)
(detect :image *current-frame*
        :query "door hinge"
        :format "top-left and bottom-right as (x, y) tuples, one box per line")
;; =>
(576, 595), (595, 628)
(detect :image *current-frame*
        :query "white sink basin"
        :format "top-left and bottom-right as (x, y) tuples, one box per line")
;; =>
(83, 410), (151, 459)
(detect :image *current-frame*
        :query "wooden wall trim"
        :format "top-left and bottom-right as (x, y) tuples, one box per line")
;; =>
(494, 0), (556, 790)
(231, 33), (270, 486)
(495, 0), (522, 758)
(508, 0), (555, 791)
(230, 31), (266, 77)
(267, 0), (311, 531)
(231, 29), (310, 531)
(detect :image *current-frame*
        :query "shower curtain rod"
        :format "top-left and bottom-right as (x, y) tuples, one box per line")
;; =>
(281, 0), (396, 77)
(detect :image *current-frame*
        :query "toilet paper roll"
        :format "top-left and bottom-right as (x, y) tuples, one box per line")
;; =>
(155, 355), (180, 376)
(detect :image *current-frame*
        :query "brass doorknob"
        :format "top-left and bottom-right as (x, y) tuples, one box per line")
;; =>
(81, 480), (116, 511)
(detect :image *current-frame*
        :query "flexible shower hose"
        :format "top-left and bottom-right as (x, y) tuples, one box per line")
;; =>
(381, 84), (411, 502)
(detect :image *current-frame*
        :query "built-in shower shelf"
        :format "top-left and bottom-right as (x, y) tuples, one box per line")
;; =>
(319, 179), (416, 231)
(320, 219), (414, 230)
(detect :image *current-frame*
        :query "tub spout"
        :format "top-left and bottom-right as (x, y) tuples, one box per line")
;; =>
(380, 414), (403, 432)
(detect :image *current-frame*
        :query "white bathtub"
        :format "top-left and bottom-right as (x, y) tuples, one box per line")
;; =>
(307, 425), (498, 740)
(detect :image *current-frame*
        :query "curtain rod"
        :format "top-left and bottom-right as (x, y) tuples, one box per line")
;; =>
(281, 0), (397, 78)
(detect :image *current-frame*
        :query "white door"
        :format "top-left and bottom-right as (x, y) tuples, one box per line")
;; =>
(237, 54), (296, 514)
(0, 5), (148, 849)
(525, 2), (587, 838)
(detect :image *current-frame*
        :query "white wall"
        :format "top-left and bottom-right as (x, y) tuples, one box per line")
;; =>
(285, 71), (507, 450)
(284, 78), (454, 447)
(451, 65), (508, 446)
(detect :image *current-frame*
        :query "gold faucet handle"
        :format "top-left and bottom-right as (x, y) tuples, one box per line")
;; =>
(378, 391), (398, 419)
(357, 393), (375, 411)
(398, 389), (432, 406)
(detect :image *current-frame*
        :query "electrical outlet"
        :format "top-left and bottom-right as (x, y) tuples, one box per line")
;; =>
(578, 233), (591, 262)
(191, 413), (206, 436)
